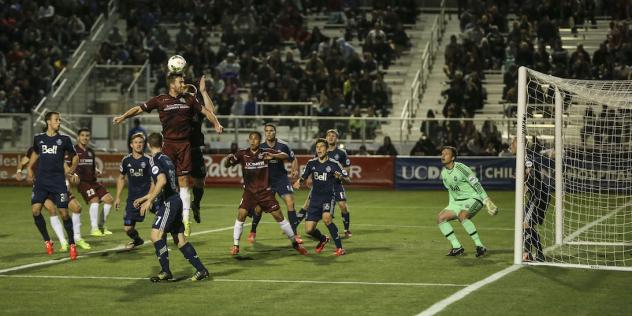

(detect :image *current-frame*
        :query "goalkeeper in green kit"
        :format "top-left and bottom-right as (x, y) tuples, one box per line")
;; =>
(436, 146), (498, 257)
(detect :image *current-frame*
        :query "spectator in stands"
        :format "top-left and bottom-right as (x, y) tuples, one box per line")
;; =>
(216, 52), (240, 81)
(356, 145), (371, 156)
(376, 136), (398, 156)
(365, 23), (391, 69)
(410, 133), (437, 156)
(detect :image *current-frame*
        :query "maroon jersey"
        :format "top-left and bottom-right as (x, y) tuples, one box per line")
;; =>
(233, 148), (279, 193)
(74, 145), (97, 183)
(140, 93), (203, 141)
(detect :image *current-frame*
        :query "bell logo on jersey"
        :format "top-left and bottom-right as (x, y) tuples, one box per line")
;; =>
(129, 168), (144, 177)
(41, 145), (58, 154)
(313, 172), (328, 181)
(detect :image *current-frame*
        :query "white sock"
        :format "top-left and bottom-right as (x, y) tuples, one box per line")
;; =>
(102, 204), (112, 226)
(49, 215), (67, 244)
(71, 213), (82, 240)
(233, 220), (244, 246)
(278, 219), (295, 239)
(180, 187), (191, 222)
(89, 203), (99, 230)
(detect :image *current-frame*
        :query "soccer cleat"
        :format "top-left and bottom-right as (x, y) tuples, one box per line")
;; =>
(150, 271), (173, 283)
(69, 244), (78, 260)
(126, 238), (145, 250)
(190, 269), (209, 281)
(475, 246), (487, 257)
(231, 245), (240, 256)
(192, 204), (201, 223)
(344, 230), (352, 238)
(247, 232), (256, 244)
(315, 236), (330, 254)
(335, 248), (346, 256)
(294, 234), (304, 244)
(292, 241), (308, 255)
(446, 247), (465, 256)
(102, 227), (113, 235)
(45, 241), (54, 255)
(76, 239), (91, 250)
(184, 221), (191, 237)
(90, 229), (104, 237)
(59, 241), (69, 252)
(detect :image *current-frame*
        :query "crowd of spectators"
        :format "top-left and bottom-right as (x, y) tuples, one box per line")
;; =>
(102, 0), (418, 140)
(437, 0), (632, 156)
(0, 0), (105, 113)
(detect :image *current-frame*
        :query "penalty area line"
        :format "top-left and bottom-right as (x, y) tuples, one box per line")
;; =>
(0, 274), (470, 287)
(0, 225), (240, 275)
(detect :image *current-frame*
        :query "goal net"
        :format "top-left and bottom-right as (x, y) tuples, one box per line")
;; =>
(514, 67), (632, 271)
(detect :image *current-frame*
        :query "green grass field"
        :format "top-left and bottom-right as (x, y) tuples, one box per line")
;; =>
(0, 187), (631, 315)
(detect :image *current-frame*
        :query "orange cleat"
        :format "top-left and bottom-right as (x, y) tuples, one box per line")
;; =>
(45, 241), (54, 255)
(231, 245), (240, 256)
(247, 232), (256, 244)
(69, 244), (77, 260)
(335, 248), (346, 256)
(315, 236), (330, 254)
(293, 242), (308, 255)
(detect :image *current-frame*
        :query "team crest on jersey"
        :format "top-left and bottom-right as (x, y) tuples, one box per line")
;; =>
(326, 166), (332, 172)
(141, 162), (146, 168)
(180, 97), (186, 103)
(323, 203), (330, 210)
(334, 154), (340, 160)
(56, 139), (62, 146)
(258, 153), (264, 160)
(88, 151), (93, 157)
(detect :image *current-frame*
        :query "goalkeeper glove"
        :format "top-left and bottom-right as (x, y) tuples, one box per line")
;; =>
(484, 198), (498, 216)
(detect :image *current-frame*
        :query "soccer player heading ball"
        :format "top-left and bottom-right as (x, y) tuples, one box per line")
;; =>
(436, 146), (498, 257)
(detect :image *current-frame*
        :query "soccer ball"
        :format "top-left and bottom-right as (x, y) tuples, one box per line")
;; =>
(167, 55), (186, 73)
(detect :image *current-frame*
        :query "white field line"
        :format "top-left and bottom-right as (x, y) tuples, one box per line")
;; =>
(417, 265), (521, 316)
(0, 274), (470, 287)
(0, 225), (239, 274)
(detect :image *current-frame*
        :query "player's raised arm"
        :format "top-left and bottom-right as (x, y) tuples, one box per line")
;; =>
(113, 105), (144, 125)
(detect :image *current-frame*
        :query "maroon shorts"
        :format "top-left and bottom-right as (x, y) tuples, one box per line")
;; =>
(162, 140), (191, 177)
(239, 189), (280, 213)
(77, 181), (109, 204)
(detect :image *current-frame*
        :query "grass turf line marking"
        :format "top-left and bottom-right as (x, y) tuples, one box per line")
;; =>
(0, 274), (470, 287)
(0, 225), (241, 274)
(417, 265), (521, 316)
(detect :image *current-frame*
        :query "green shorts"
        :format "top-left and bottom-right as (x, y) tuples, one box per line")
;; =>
(444, 198), (483, 217)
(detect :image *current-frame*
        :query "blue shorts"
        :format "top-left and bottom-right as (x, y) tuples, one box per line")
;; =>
(151, 195), (184, 234)
(32, 186), (69, 209)
(306, 197), (335, 222)
(333, 183), (346, 202)
(124, 200), (145, 226)
(270, 177), (293, 197)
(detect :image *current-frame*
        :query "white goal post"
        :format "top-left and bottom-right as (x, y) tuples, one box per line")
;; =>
(514, 66), (632, 271)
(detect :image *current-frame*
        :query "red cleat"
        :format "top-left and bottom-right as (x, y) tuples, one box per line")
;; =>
(294, 234), (304, 244)
(231, 245), (240, 255)
(69, 244), (77, 260)
(335, 248), (346, 256)
(45, 241), (54, 255)
(247, 232), (256, 244)
(315, 236), (330, 254)
(293, 242), (308, 255)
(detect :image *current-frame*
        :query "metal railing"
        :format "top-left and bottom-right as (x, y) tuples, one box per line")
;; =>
(400, 0), (447, 140)
(0, 113), (517, 155)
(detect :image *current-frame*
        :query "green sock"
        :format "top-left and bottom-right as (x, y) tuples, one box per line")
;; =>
(461, 219), (484, 247)
(438, 221), (461, 248)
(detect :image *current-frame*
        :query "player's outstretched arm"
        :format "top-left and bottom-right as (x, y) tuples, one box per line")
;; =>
(113, 106), (143, 125)
(224, 154), (237, 168)
(114, 174), (126, 209)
